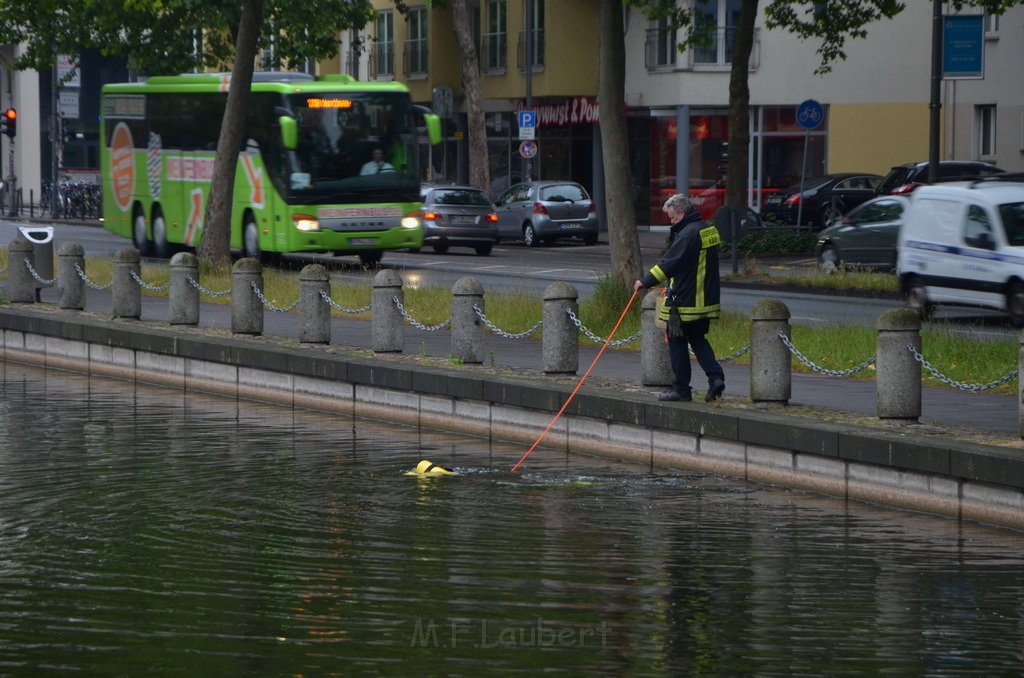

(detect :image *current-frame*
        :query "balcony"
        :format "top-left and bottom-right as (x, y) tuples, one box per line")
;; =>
(404, 38), (428, 78)
(644, 26), (761, 71)
(645, 28), (678, 71)
(369, 43), (394, 79)
(481, 33), (507, 74)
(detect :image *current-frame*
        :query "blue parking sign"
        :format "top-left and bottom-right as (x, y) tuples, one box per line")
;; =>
(518, 110), (536, 129)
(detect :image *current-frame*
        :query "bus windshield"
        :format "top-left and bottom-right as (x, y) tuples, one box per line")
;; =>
(286, 92), (419, 203)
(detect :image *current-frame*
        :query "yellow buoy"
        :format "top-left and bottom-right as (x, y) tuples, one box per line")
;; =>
(406, 459), (455, 476)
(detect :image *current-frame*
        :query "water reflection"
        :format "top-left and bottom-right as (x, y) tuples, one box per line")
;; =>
(1, 361), (1023, 675)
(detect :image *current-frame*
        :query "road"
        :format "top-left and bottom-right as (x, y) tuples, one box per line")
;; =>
(0, 218), (1014, 339)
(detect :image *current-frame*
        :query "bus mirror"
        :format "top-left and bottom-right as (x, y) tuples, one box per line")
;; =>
(423, 113), (442, 146)
(279, 116), (298, 150)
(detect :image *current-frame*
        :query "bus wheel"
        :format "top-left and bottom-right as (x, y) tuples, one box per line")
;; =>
(152, 207), (169, 259)
(243, 215), (261, 260)
(132, 208), (153, 256)
(358, 250), (383, 267)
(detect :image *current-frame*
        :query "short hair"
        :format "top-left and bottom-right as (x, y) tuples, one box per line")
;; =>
(662, 193), (693, 215)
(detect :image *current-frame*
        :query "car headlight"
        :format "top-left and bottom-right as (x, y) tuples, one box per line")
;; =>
(293, 214), (320, 232)
(402, 210), (422, 229)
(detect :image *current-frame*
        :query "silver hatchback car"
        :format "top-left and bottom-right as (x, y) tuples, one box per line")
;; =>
(494, 180), (599, 246)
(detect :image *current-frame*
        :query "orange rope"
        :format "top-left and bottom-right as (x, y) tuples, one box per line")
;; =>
(511, 289), (639, 472)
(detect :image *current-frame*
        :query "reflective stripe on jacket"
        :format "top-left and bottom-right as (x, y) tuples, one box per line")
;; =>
(640, 209), (721, 322)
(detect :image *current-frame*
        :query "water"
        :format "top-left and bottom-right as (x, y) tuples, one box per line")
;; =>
(2, 362), (1024, 675)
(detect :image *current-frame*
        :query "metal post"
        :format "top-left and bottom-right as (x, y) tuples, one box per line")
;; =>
(796, 128), (809, 229)
(522, 0), (533, 181)
(928, 0), (942, 183)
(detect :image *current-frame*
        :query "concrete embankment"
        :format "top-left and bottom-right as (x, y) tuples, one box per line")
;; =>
(1, 305), (1022, 531)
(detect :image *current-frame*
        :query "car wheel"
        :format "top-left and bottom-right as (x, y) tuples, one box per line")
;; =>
(818, 204), (839, 229)
(906, 278), (933, 320)
(523, 223), (540, 247)
(474, 243), (493, 256)
(818, 244), (841, 271)
(243, 214), (261, 260)
(151, 206), (170, 259)
(358, 250), (383, 267)
(432, 244), (449, 254)
(1007, 280), (1024, 328)
(132, 208), (153, 256)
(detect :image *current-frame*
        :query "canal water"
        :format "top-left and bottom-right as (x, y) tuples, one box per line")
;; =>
(2, 361), (1024, 675)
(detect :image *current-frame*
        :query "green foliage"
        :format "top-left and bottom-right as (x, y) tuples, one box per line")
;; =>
(0, 0), (376, 74)
(721, 228), (816, 255)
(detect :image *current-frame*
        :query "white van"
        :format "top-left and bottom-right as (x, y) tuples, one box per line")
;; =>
(896, 179), (1024, 326)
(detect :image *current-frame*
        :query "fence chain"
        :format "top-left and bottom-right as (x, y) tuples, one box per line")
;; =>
(715, 342), (751, 363)
(393, 296), (450, 331)
(185, 275), (231, 298)
(779, 331), (877, 377)
(129, 269), (170, 293)
(251, 281), (299, 312)
(320, 290), (371, 314)
(565, 308), (640, 346)
(907, 343), (1017, 392)
(473, 304), (543, 339)
(74, 262), (113, 290)
(24, 259), (56, 286)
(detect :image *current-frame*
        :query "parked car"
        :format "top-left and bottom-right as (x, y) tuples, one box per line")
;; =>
(414, 184), (499, 256)
(815, 195), (910, 271)
(762, 173), (882, 229)
(876, 160), (1006, 196)
(897, 178), (1024, 325)
(493, 180), (599, 246)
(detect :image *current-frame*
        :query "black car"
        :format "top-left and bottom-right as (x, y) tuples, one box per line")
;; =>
(875, 160), (1006, 196)
(762, 173), (882, 229)
(414, 184), (500, 256)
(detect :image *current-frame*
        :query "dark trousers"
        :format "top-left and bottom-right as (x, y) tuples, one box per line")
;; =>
(667, 318), (725, 395)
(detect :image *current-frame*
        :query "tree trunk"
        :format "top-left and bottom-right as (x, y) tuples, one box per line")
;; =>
(724, 0), (758, 210)
(598, 0), (642, 288)
(198, 0), (265, 264)
(450, 0), (490, 192)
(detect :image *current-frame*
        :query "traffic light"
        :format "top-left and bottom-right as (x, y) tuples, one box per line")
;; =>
(0, 108), (16, 138)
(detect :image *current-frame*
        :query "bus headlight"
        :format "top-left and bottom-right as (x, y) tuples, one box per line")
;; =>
(293, 214), (320, 232)
(401, 215), (421, 229)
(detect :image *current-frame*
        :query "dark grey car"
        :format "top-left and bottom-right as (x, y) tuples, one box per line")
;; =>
(494, 181), (599, 246)
(415, 184), (499, 256)
(815, 195), (910, 271)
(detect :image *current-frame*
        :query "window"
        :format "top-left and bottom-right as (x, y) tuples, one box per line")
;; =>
(963, 204), (995, 250)
(977, 105), (996, 159)
(375, 11), (394, 78)
(484, 0), (507, 72)
(985, 12), (999, 35)
(406, 7), (428, 77)
(646, 17), (677, 70)
(693, 0), (743, 66)
(518, 0), (545, 71)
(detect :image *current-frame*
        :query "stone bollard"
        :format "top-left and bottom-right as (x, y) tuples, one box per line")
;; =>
(169, 252), (200, 326)
(372, 269), (404, 353)
(111, 246), (141, 319)
(231, 257), (264, 335)
(58, 241), (86, 310)
(750, 299), (792, 405)
(641, 290), (672, 387)
(299, 264), (331, 344)
(7, 235), (35, 303)
(542, 281), (579, 374)
(876, 307), (921, 421)
(1019, 329), (1024, 440)
(451, 276), (485, 364)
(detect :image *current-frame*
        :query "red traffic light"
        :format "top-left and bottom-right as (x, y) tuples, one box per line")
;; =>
(1, 108), (15, 138)
(4, 108), (14, 121)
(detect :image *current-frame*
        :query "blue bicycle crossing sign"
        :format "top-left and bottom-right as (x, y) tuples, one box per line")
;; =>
(796, 99), (824, 130)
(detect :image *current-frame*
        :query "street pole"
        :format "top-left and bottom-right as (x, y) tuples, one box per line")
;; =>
(928, 0), (942, 184)
(522, 0), (533, 182)
(51, 62), (60, 216)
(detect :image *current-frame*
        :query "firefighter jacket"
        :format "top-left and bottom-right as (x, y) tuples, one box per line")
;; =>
(640, 208), (722, 322)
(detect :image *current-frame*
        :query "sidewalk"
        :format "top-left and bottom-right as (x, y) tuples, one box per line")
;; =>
(28, 278), (1018, 439)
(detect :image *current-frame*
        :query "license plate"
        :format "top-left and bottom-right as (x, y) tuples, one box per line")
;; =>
(451, 215), (478, 224)
(349, 237), (379, 246)
(560, 222), (582, 230)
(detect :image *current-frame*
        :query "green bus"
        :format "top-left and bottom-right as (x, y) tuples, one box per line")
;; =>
(100, 71), (441, 265)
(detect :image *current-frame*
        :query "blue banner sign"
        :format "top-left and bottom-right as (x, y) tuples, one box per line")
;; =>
(943, 15), (984, 79)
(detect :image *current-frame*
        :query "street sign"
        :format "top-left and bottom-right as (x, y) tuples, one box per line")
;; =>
(943, 14), (984, 79)
(796, 99), (824, 130)
(518, 140), (538, 159)
(518, 110), (536, 140)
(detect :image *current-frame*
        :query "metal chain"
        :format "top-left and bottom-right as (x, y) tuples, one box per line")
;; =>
(129, 269), (170, 293)
(393, 296), (450, 331)
(473, 304), (543, 339)
(320, 290), (371, 314)
(250, 281), (299, 312)
(565, 308), (640, 346)
(715, 342), (751, 363)
(907, 343), (1017, 392)
(779, 331), (877, 377)
(74, 262), (113, 290)
(185, 275), (232, 297)
(24, 259), (56, 285)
